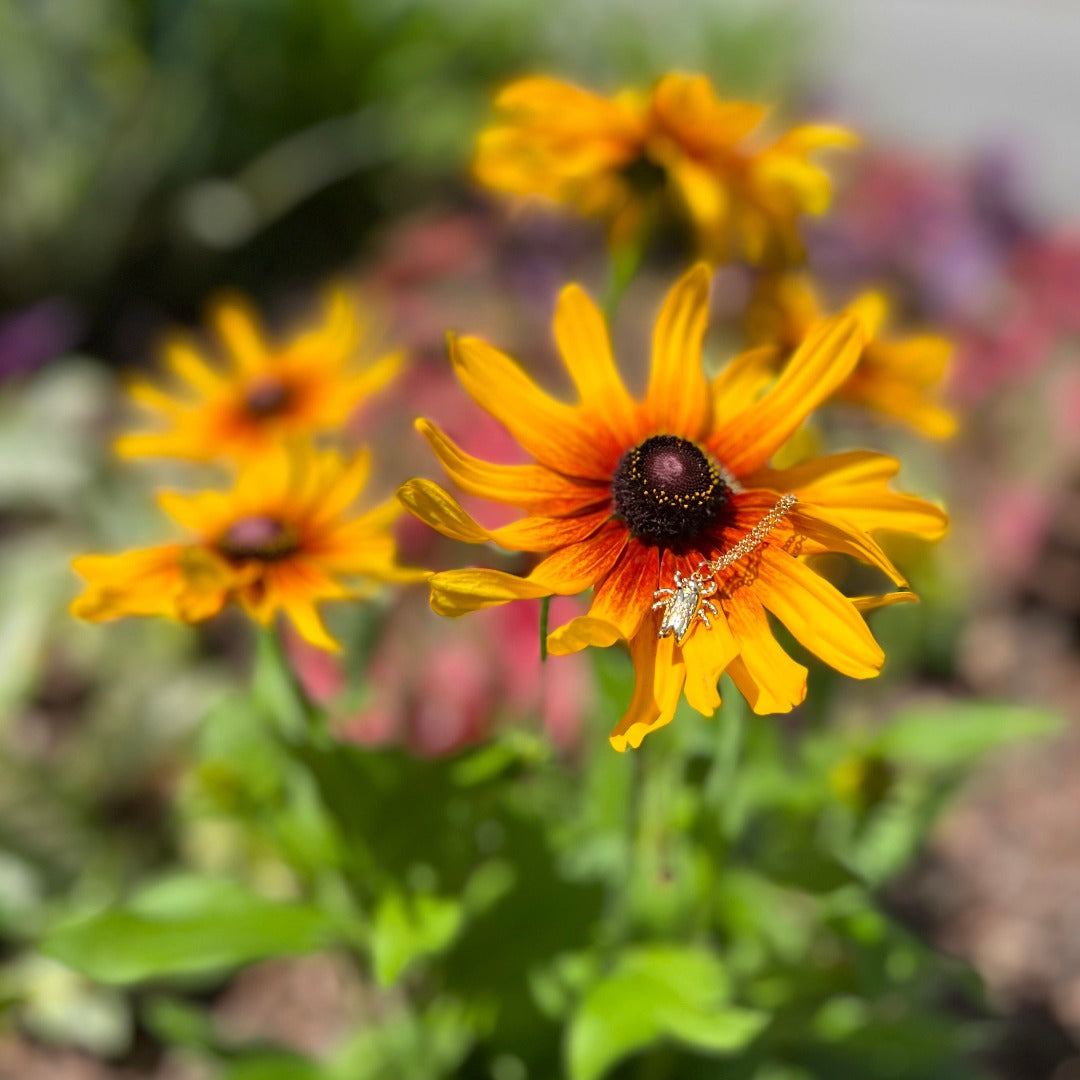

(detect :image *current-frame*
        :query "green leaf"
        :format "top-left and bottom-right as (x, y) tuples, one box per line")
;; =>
(567, 946), (766, 1080)
(42, 876), (336, 984)
(221, 1054), (325, 1080)
(657, 1005), (770, 1053)
(877, 703), (1062, 767)
(141, 995), (218, 1051)
(370, 890), (463, 985)
(330, 998), (480, 1080)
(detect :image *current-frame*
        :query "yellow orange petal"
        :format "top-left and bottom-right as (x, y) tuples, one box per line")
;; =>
(165, 341), (225, 396)
(495, 76), (641, 141)
(710, 313), (865, 476)
(338, 349), (404, 407)
(851, 591), (919, 612)
(553, 283), (640, 446)
(211, 297), (268, 375)
(114, 432), (197, 461)
(586, 541), (660, 640)
(449, 335), (618, 480)
(428, 568), (552, 617)
(666, 158), (729, 247)
(748, 451), (948, 540)
(126, 379), (188, 415)
(772, 123), (860, 155)
(722, 593), (807, 715)
(528, 520), (628, 594)
(416, 418), (607, 517)
(847, 291), (889, 338)
(651, 73), (767, 152)
(71, 545), (232, 624)
(157, 490), (236, 537)
(398, 478), (611, 553)
(645, 263), (712, 438)
(284, 602), (341, 652)
(865, 334), (952, 385)
(709, 345), (777, 427)
(546, 615), (624, 656)
(789, 504), (909, 587)
(755, 546), (884, 679)
(609, 629), (686, 752)
(680, 614), (738, 717)
(397, 479), (492, 545)
(754, 154), (833, 216)
(305, 449), (372, 526)
(493, 509), (611, 553)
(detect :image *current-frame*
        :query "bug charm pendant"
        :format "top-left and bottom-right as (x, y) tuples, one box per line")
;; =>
(650, 492), (798, 645)
(652, 571), (719, 645)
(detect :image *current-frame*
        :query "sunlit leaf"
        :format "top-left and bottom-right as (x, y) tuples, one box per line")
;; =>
(42, 876), (336, 984)
(371, 890), (463, 985)
(567, 945), (766, 1080)
(877, 702), (1062, 766)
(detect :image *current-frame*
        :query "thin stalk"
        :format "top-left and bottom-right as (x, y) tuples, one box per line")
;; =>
(603, 236), (645, 320)
(252, 624), (321, 744)
(539, 596), (550, 663)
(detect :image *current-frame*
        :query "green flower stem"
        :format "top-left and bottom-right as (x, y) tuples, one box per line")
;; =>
(705, 690), (749, 843)
(602, 743), (644, 954)
(539, 596), (551, 662)
(604, 235), (646, 320)
(252, 624), (322, 744)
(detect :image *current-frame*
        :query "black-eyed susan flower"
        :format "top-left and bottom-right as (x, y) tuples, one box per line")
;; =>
(73, 444), (425, 650)
(746, 272), (957, 439)
(399, 264), (947, 750)
(473, 72), (856, 265)
(115, 290), (401, 464)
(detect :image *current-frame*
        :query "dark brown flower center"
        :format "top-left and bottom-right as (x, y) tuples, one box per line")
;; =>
(243, 376), (292, 417)
(619, 152), (668, 196)
(217, 516), (298, 561)
(612, 435), (730, 548)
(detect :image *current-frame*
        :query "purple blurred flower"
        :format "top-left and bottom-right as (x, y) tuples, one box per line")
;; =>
(811, 148), (1080, 403)
(0, 299), (81, 381)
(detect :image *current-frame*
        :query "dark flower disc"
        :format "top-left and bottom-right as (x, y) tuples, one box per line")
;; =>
(612, 435), (730, 547)
(620, 152), (668, 196)
(218, 516), (299, 562)
(243, 376), (293, 417)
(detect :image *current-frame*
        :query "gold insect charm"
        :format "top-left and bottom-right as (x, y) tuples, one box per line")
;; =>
(652, 570), (719, 645)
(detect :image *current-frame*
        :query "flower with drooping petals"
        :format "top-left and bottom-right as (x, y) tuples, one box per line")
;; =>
(115, 290), (402, 464)
(400, 264), (947, 750)
(73, 443), (425, 650)
(747, 272), (958, 439)
(474, 72), (856, 264)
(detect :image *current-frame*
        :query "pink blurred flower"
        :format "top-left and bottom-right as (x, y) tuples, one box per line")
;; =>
(289, 596), (593, 757)
(983, 482), (1054, 581)
(1053, 367), (1080, 449)
(1012, 235), (1080, 336)
(950, 305), (1054, 405)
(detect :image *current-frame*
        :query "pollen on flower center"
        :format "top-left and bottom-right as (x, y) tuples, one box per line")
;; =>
(612, 435), (731, 547)
(243, 376), (293, 417)
(218, 515), (298, 562)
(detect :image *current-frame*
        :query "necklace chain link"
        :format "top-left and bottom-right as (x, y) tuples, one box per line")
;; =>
(692, 492), (797, 582)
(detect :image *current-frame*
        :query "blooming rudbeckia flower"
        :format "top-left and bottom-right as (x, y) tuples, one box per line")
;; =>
(399, 264), (947, 750)
(473, 72), (856, 264)
(746, 272), (958, 439)
(115, 289), (402, 464)
(73, 444), (425, 650)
